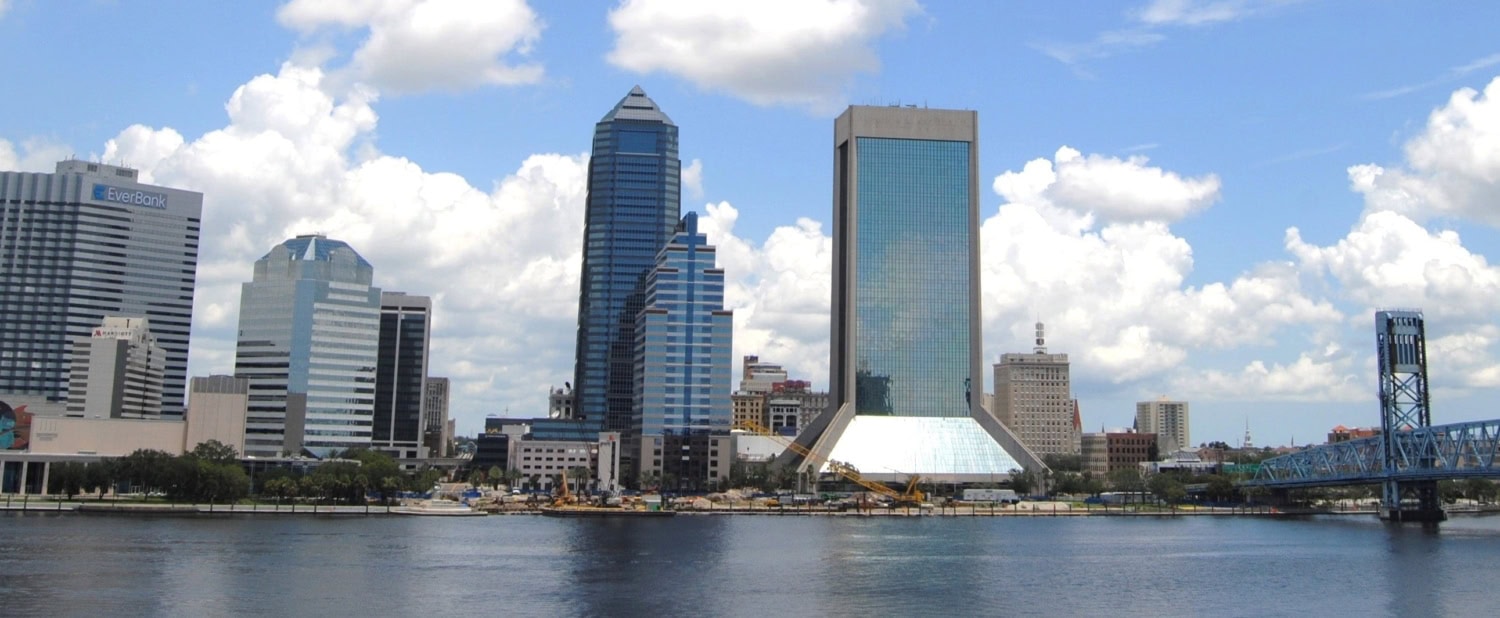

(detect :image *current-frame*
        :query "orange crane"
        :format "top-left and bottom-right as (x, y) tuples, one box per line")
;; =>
(734, 420), (924, 506)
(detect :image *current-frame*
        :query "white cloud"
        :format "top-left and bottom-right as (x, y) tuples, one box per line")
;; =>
(1034, 30), (1164, 72)
(682, 158), (703, 200)
(1041, 0), (1293, 72)
(1350, 77), (1500, 225)
(1010, 146), (1222, 223)
(0, 1), (9, 19)
(0, 137), (74, 172)
(982, 154), (1340, 389)
(1174, 349), (1366, 402)
(1287, 211), (1500, 328)
(1133, 0), (1266, 26)
(606, 0), (921, 112)
(277, 0), (544, 94)
(1361, 52), (1500, 101)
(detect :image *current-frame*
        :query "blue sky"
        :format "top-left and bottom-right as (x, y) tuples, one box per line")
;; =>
(4, 0), (1500, 447)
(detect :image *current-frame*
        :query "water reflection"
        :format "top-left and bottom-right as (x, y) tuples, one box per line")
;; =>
(4, 512), (1500, 616)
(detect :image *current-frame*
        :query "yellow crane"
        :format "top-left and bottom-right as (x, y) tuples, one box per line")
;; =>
(734, 420), (924, 506)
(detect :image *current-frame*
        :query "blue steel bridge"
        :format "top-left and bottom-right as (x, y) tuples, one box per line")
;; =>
(1242, 310), (1500, 522)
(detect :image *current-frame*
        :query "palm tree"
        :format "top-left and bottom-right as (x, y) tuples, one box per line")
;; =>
(381, 476), (402, 505)
(569, 466), (591, 495)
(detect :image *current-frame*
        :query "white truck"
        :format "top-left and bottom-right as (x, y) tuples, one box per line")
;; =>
(962, 488), (1020, 504)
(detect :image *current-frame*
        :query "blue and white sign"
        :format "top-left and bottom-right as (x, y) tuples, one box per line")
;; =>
(92, 183), (167, 209)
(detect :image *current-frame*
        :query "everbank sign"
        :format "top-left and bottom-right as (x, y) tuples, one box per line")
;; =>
(92, 183), (167, 209)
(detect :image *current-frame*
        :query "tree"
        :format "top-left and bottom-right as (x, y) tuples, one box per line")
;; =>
(118, 449), (176, 495)
(1465, 478), (1497, 504)
(1203, 474), (1238, 504)
(568, 466), (591, 495)
(264, 478), (293, 506)
(84, 459), (117, 499)
(488, 466), (504, 491)
(300, 476), (322, 503)
(1008, 469), (1034, 496)
(48, 462), (87, 498)
(1107, 467), (1145, 497)
(1147, 473), (1186, 505)
(1052, 471), (1085, 496)
(190, 439), (239, 464)
(380, 476), (402, 505)
(1042, 453), (1082, 472)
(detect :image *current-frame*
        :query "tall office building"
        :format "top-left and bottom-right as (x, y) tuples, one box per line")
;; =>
(633, 213), (732, 489)
(0, 160), (201, 415)
(572, 86), (682, 433)
(374, 292), (430, 459)
(66, 317), (166, 419)
(235, 235), (381, 458)
(789, 106), (1044, 482)
(424, 377), (451, 457)
(1136, 396), (1190, 455)
(633, 212), (733, 437)
(994, 322), (1080, 456)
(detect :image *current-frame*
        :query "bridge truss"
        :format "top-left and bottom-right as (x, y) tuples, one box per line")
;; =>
(1246, 419), (1500, 488)
(1244, 310), (1500, 522)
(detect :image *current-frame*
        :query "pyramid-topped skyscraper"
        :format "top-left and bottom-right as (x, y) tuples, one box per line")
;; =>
(572, 87), (682, 434)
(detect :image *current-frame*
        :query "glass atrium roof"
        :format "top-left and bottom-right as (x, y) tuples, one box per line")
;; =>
(821, 415), (1025, 482)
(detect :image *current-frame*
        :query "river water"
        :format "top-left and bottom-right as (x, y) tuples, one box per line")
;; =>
(4, 512), (1499, 616)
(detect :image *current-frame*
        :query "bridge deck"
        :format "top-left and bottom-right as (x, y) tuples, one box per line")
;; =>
(1243, 419), (1500, 489)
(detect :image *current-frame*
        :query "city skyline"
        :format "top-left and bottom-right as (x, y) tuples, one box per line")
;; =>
(2, 3), (1500, 445)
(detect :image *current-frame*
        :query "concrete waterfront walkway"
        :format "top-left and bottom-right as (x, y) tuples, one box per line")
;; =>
(1, 495), (1351, 518)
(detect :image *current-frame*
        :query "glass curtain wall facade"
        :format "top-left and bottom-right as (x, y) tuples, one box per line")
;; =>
(0, 160), (201, 415)
(786, 106), (1045, 482)
(632, 212), (732, 438)
(851, 137), (972, 418)
(374, 292), (430, 458)
(572, 86), (681, 434)
(235, 235), (381, 458)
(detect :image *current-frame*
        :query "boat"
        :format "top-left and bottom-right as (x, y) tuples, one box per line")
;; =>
(539, 505), (675, 518)
(391, 499), (487, 517)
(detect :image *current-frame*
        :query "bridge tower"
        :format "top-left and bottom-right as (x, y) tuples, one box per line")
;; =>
(1375, 310), (1445, 522)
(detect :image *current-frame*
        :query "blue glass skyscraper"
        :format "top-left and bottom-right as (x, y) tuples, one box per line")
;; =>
(572, 86), (681, 433)
(633, 212), (732, 489)
(633, 212), (732, 437)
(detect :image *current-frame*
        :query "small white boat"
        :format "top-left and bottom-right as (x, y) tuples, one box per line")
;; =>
(391, 499), (486, 517)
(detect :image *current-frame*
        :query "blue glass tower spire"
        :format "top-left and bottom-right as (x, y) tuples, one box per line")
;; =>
(572, 86), (682, 432)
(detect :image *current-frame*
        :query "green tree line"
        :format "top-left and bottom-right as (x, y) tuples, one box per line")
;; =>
(46, 441), (444, 506)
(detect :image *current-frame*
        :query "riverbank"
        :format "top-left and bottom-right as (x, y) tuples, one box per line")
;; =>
(10, 497), (1487, 518)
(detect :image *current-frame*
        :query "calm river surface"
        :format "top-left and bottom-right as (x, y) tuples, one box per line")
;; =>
(4, 512), (1499, 616)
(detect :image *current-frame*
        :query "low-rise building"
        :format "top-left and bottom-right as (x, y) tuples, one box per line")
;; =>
(1082, 430), (1158, 475)
(637, 433), (733, 492)
(1327, 425), (1381, 443)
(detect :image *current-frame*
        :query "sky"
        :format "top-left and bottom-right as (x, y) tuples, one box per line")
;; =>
(3, 0), (1500, 448)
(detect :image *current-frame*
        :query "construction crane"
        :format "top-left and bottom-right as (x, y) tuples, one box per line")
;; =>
(551, 470), (577, 507)
(734, 420), (924, 506)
